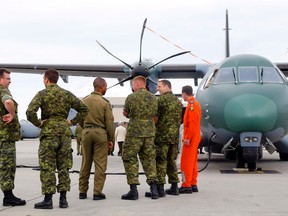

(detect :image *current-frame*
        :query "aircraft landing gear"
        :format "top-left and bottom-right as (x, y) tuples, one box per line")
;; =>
(236, 146), (259, 171)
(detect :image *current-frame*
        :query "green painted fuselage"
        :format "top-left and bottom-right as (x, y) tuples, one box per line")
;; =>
(196, 54), (288, 149)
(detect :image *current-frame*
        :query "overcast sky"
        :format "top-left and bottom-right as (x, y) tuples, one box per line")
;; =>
(1, 0), (288, 119)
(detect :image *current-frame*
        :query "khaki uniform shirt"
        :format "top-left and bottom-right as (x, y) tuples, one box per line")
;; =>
(82, 92), (115, 142)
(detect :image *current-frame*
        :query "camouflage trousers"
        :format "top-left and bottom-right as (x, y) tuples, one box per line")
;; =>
(122, 136), (157, 185)
(0, 141), (16, 191)
(38, 135), (73, 195)
(156, 143), (180, 184)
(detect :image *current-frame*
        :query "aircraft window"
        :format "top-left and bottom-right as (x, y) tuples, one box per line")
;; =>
(238, 67), (258, 82)
(204, 69), (218, 88)
(261, 67), (284, 83)
(213, 68), (235, 84)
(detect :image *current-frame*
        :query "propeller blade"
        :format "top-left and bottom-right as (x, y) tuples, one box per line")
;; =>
(139, 18), (147, 65)
(96, 40), (133, 69)
(107, 76), (133, 89)
(147, 51), (191, 70)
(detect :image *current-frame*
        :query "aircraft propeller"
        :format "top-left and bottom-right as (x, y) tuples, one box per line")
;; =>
(96, 18), (190, 90)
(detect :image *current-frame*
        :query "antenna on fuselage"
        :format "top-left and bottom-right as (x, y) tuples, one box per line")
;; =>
(223, 9), (231, 58)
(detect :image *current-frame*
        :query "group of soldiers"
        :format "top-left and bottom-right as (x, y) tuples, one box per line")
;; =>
(0, 67), (201, 209)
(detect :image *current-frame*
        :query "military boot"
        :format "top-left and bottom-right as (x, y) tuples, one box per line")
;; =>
(59, 191), (68, 208)
(145, 184), (166, 198)
(121, 184), (139, 200)
(150, 183), (159, 199)
(3, 190), (26, 206)
(157, 184), (166, 197)
(165, 183), (179, 195)
(34, 194), (53, 209)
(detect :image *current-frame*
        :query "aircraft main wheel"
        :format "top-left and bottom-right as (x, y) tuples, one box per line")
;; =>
(279, 152), (288, 161)
(247, 162), (256, 171)
(236, 148), (245, 168)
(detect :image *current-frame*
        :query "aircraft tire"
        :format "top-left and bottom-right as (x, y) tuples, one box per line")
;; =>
(247, 162), (256, 171)
(279, 152), (288, 161)
(236, 148), (245, 168)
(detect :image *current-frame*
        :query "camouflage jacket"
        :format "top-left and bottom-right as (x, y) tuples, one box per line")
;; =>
(0, 85), (21, 142)
(124, 88), (157, 137)
(26, 84), (88, 138)
(155, 91), (182, 144)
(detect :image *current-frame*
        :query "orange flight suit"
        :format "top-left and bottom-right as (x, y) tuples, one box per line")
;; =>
(180, 96), (201, 187)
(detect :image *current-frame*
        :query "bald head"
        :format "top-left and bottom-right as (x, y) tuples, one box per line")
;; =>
(93, 77), (107, 95)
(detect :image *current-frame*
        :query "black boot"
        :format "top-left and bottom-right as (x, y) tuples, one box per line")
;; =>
(157, 184), (166, 197)
(3, 190), (26, 206)
(121, 184), (139, 200)
(150, 183), (159, 199)
(34, 194), (53, 209)
(145, 184), (166, 198)
(165, 183), (179, 195)
(59, 191), (68, 208)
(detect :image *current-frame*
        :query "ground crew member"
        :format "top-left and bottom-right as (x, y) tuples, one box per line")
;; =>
(0, 68), (26, 206)
(179, 85), (201, 194)
(78, 77), (114, 201)
(75, 124), (83, 155)
(121, 76), (159, 200)
(26, 68), (88, 209)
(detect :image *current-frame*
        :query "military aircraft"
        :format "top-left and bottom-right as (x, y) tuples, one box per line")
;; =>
(19, 109), (77, 139)
(2, 10), (288, 170)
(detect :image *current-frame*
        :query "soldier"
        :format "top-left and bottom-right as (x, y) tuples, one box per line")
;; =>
(121, 76), (158, 200)
(78, 77), (114, 201)
(179, 85), (201, 194)
(0, 68), (26, 206)
(75, 124), (83, 155)
(26, 68), (88, 209)
(145, 80), (182, 198)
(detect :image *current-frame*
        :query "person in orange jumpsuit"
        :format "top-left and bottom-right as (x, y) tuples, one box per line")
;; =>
(180, 85), (201, 194)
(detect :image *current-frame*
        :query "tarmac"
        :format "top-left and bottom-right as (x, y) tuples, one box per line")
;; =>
(1, 139), (288, 216)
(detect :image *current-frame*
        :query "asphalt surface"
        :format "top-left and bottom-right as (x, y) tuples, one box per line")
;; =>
(1, 139), (288, 216)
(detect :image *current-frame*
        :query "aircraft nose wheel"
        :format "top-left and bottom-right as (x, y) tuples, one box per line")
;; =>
(236, 147), (259, 171)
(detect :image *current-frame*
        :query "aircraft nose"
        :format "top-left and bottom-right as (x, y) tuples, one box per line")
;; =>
(224, 93), (277, 132)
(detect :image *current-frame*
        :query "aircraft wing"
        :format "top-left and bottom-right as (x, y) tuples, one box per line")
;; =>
(0, 63), (128, 81)
(0, 63), (209, 82)
(159, 64), (209, 79)
(276, 63), (288, 76)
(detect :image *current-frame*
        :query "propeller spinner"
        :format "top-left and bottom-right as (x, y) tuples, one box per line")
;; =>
(96, 18), (190, 92)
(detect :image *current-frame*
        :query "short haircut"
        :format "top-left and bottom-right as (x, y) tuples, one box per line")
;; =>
(44, 68), (59, 83)
(182, 85), (193, 96)
(133, 75), (146, 83)
(0, 68), (11, 77)
(159, 79), (171, 89)
(93, 77), (106, 89)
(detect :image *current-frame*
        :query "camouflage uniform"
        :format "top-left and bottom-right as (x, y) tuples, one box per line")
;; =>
(122, 88), (158, 185)
(0, 85), (20, 191)
(155, 91), (182, 184)
(79, 92), (114, 195)
(26, 84), (88, 195)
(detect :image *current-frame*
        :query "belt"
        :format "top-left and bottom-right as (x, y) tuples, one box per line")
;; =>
(84, 125), (105, 129)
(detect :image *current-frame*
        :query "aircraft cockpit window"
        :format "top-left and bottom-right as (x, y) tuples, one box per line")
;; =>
(238, 67), (258, 82)
(261, 67), (284, 83)
(213, 68), (235, 84)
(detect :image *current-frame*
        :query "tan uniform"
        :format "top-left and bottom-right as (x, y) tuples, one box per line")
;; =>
(79, 92), (114, 195)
